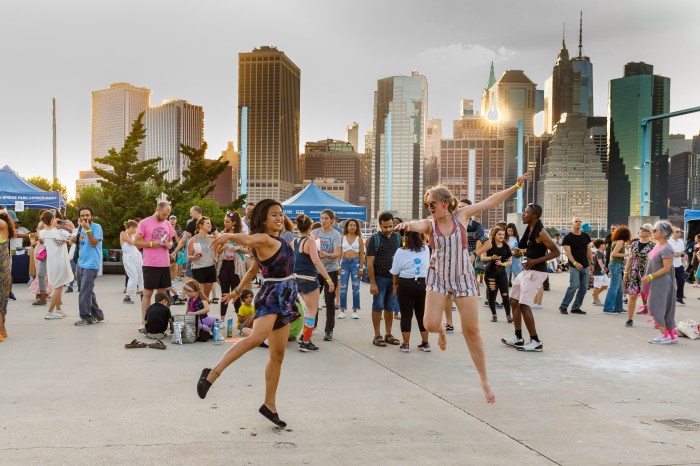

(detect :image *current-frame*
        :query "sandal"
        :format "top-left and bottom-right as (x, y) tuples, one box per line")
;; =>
(124, 339), (147, 349)
(372, 335), (387, 347)
(211, 298), (219, 304)
(384, 334), (400, 345)
(148, 340), (167, 350)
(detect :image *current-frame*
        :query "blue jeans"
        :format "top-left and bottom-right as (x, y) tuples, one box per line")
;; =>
(372, 276), (398, 312)
(603, 262), (623, 312)
(506, 257), (523, 282)
(339, 257), (360, 311)
(560, 266), (590, 311)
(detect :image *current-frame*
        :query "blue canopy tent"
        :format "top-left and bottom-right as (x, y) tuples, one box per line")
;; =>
(0, 165), (67, 211)
(684, 209), (700, 242)
(282, 182), (366, 221)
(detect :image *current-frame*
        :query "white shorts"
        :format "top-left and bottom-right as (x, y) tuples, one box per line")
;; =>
(511, 270), (548, 307)
(593, 275), (610, 288)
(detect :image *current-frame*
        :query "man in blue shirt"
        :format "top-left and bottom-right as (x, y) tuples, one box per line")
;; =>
(72, 206), (104, 326)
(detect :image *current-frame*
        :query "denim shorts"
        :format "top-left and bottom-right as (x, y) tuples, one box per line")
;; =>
(372, 276), (399, 312)
(295, 277), (320, 295)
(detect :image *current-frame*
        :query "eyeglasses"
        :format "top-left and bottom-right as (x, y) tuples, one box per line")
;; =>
(424, 201), (438, 209)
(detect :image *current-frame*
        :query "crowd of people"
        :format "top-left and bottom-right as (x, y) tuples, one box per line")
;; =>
(0, 176), (695, 425)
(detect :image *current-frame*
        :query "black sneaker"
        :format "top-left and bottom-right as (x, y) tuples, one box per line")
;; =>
(299, 341), (319, 352)
(445, 324), (454, 332)
(625, 320), (633, 328)
(74, 317), (97, 326)
(676, 299), (685, 306)
(323, 331), (333, 341)
(570, 309), (586, 315)
(65, 286), (73, 293)
(559, 307), (569, 314)
(95, 316), (105, 322)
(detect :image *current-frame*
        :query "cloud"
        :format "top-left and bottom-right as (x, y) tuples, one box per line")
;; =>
(415, 43), (516, 75)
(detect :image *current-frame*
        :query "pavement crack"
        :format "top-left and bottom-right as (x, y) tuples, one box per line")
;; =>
(335, 338), (562, 465)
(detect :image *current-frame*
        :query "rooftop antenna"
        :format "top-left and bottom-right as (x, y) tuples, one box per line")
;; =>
(52, 98), (57, 182)
(562, 23), (566, 48)
(578, 11), (583, 58)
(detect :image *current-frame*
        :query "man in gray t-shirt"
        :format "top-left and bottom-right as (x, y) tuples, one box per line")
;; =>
(312, 209), (342, 340)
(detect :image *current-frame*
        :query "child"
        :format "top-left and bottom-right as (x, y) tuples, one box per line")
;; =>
(144, 291), (173, 340)
(183, 279), (216, 337)
(237, 290), (255, 333)
(591, 239), (609, 306)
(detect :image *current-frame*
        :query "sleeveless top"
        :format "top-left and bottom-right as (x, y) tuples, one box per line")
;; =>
(192, 235), (215, 269)
(520, 221), (547, 272)
(428, 215), (470, 278)
(121, 234), (139, 256)
(293, 237), (318, 279)
(342, 235), (360, 253)
(253, 236), (296, 280)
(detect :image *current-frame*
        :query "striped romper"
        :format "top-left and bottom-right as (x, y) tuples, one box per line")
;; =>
(426, 214), (478, 297)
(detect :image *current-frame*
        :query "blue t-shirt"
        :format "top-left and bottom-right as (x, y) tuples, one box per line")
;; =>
(78, 222), (103, 270)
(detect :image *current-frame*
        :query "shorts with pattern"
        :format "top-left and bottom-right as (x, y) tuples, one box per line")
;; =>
(254, 279), (300, 330)
(511, 270), (548, 307)
(426, 268), (478, 298)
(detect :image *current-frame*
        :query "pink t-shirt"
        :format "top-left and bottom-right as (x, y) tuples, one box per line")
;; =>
(137, 216), (176, 267)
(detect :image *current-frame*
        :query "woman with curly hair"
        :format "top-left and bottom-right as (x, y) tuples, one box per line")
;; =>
(622, 224), (654, 327)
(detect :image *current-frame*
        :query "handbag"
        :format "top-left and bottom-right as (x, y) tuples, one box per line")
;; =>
(35, 245), (47, 261)
(173, 314), (199, 343)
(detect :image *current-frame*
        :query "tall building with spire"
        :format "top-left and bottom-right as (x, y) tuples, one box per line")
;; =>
(544, 30), (580, 133)
(572, 11), (594, 117)
(238, 46), (300, 203)
(371, 71), (428, 220)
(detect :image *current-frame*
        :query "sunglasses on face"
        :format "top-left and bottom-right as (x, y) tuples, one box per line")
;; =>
(424, 201), (439, 209)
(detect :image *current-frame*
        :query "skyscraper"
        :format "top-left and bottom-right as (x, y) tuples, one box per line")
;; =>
(360, 131), (374, 213)
(145, 99), (204, 181)
(302, 139), (361, 204)
(345, 122), (359, 152)
(372, 72), (428, 219)
(607, 62), (670, 223)
(537, 113), (607, 230)
(91, 82), (151, 165)
(221, 141), (239, 199)
(587, 116), (607, 175)
(688, 133), (700, 209)
(424, 118), (442, 190)
(572, 12), (594, 117)
(544, 35), (580, 134)
(238, 46), (300, 203)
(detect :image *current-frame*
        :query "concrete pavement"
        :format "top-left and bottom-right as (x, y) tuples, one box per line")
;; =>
(2, 273), (700, 465)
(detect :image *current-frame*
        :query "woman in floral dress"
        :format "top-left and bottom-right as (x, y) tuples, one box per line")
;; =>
(622, 223), (654, 327)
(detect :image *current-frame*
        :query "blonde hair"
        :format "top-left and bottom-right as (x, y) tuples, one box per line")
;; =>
(423, 185), (459, 212)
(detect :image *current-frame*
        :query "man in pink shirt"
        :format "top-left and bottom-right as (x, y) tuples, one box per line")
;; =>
(135, 201), (176, 330)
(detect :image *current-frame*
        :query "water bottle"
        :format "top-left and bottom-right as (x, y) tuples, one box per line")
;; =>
(193, 241), (202, 258)
(212, 319), (219, 342)
(227, 317), (233, 338)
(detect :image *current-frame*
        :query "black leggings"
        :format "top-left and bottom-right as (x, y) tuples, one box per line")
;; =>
(218, 260), (241, 318)
(397, 278), (427, 333)
(485, 268), (511, 316)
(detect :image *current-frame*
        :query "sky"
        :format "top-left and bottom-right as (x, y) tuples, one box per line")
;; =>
(1, 0), (699, 200)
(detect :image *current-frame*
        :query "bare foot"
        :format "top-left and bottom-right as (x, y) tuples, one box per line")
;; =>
(438, 322), (447, 351)
(481, 381), (495, 404)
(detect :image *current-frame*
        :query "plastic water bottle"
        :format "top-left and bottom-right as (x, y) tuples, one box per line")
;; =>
(227, 317), (233, 338)
(213, 319), (219, 342)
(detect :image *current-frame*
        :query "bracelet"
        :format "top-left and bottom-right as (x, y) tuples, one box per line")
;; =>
(149, 242), (153, 248)
(85, 229), (92, 233)
(623, 271), (629, 275)
(232, 289), (240, 295)
(573, 261), (578, 266)
(515, 183), (523, 189)
(649, 274), (654, 281)
(325, 279), (332, 283)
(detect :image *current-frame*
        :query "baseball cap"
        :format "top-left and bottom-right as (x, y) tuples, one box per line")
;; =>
(7, 210), (19, 222)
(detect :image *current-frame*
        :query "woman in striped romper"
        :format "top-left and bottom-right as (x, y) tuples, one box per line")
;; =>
(394, 172), (530, 404)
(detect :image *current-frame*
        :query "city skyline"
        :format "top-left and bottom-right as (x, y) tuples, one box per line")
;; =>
(1, 0), (699, 199)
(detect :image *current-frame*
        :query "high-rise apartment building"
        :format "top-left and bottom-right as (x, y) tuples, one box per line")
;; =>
(442, 118), (505, 227)
(238, 46), (300, 203)
(221, 141), (239, 200)
(345, 122), (359, 152)
(145, 99), (204, 181)
(668, 134), (693, 225)
(523, 134), (553, 206)
(372, 72), (428, 220)
(424, 119), (442, 190)
(607, 62), (670, 224)
(587, 116), (607, 175)
(537, 113), (607, 230)
(688, 133), (700, 209)
(572, 11), (594, 117)
(302, 139), (361, 205)
(360, 131), (374, 213)
(91, 82), (151, 166)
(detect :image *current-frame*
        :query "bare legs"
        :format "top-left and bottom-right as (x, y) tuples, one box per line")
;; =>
(0, 314), (6, 337)
(455, 296), (495, 404)
(423, 291), (449, 350)
(48, 286), (64, 314)
(510, 298), (538, 338)
(443, 298), (453, 327)
(371, 310), (394, 338)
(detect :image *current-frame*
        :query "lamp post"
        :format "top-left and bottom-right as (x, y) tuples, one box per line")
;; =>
(239, 106), (249, 196)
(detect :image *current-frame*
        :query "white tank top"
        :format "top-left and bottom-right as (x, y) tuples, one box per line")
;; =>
(122, 234), (139, 256)
(342, 235), (360, 253)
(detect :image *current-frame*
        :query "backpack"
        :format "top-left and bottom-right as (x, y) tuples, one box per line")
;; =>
(369, 232), (401, 254)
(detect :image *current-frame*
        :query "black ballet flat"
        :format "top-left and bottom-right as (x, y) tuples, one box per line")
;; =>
(259, 404), (287, 428)
(197, 368), (213, 399)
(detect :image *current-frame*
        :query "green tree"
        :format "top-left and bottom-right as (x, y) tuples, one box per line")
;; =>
(24, 176), (68, 201)
(162, 142), (229, 207)
(92, 112), (168, 246)
(170, 196), (227, 230)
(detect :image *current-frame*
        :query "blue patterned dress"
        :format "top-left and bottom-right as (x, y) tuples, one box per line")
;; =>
(252, 236), (299, 329)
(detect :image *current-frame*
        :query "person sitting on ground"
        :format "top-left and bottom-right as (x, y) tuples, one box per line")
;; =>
(183, 279), (216, 337)
(237, 289), (255, 333)
(144, 291), (173, 340)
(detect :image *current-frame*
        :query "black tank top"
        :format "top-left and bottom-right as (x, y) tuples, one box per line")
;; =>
(520, 221), (548, 273)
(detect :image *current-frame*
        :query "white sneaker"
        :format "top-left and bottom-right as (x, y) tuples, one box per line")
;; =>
(56, 311), (67, 317)
(648, 334), (672, 345)
(592, 300), (602, 306)
(45, 312), (63, 320)
(338, 311), (345, 319)
(517, 339), (543, 352)
(501, 335), (524, 347)
(530, 304), (543, 310)
(352, 311), (359, 319)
